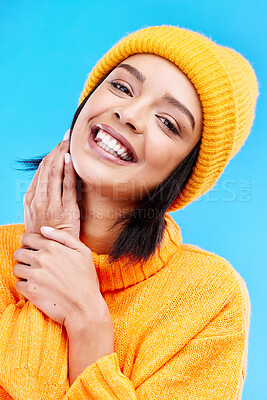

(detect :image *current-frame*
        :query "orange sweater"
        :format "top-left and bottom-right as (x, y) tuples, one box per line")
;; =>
(0, 214), (250, 399)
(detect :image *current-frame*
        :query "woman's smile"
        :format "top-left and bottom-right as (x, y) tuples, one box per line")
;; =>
(88, 123), (139, 165)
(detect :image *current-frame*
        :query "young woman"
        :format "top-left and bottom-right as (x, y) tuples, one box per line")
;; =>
(0, 25), (258, 399)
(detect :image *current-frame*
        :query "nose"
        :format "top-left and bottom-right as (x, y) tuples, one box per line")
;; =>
(113, 106), (145, 134)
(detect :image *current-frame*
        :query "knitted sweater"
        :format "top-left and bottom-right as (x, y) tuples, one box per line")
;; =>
(0, 214), (250, 399)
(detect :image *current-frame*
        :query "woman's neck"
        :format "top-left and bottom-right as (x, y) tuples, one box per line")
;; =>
(77, 180), (137, 255)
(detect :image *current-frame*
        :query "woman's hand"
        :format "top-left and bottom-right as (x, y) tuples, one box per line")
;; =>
(13, 227), (109, 331)
(23, 130), (81, 239)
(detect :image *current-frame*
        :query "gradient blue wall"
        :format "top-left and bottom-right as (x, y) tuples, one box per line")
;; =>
(1, 1), (266, 398)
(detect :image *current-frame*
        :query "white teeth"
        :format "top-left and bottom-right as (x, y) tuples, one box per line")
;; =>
(117, 148), (124, 155)
(102, 135), (111, 145)
(93, 128), (134, 161)
(96, 141), (130, 161)
(108, 138), (117, 149)
(96, 130), (129, 153)
(96, 130), (105, 140)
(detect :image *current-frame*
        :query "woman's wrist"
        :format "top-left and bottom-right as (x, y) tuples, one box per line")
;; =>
(66, 303), (115, 386)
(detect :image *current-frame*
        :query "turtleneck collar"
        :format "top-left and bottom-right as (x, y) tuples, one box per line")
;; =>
(90, 214), (182, 292)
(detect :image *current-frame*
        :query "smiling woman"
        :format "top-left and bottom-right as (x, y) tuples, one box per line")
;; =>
(0, 25), (258, 399)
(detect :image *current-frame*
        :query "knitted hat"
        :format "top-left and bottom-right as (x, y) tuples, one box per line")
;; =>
(79, 25), (259, 212)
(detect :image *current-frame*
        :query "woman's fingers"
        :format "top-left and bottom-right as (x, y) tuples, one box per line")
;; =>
(13, 264), (30, 281)
(62, 153), (77, 205)
(23, 129), (81, 238)
(34, 130), (69, 204)
(24, 162), (41, 204)
(47, 131), (71, 203)
(24, 141), (61, 205)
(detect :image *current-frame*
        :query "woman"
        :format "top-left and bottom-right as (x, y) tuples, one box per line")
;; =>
(0, 25), (258, 399)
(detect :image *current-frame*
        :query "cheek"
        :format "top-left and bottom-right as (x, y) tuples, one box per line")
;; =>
(84, 88), (115, 118)
(144, 136), (182, 171)
(133, 138), (182, 195)
(73, 92), (110, 129)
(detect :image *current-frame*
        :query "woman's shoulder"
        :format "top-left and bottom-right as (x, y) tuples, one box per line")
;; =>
(0, 223), (26, 308)
(0, 223), (26, 254)
(164, 214), (250, 329)
(0, 222), (26, 233)
(166, 213), (248, 290)
(0, 223), (26, 274)
(180, 241), (249, 298)
(181, 243), (250, 332)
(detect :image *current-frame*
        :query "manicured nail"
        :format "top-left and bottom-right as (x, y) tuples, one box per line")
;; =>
(41, 226), (55, 232)
(65, 153), (70, 164)
(63, 129), (70, 141)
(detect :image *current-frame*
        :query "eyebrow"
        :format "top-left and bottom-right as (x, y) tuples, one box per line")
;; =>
(162, 94), (196, 131)
(116, 63), (196, 131)
(116, 63), (146, 83)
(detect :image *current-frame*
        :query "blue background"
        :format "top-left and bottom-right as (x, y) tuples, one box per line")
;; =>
(1, 1), (266, 398)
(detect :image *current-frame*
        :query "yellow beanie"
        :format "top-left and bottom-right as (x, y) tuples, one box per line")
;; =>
(79, 25), (259, 212)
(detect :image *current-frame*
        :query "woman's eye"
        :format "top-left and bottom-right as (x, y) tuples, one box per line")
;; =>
(157, 116), (181, 137)
(110, 81), (132, 96)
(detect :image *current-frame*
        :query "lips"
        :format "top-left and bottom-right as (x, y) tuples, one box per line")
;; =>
(91, 123), (138, 162)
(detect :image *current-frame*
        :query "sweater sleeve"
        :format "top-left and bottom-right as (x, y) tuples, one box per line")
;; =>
(0, 225), (69, 399)
(62, 330), (247, 399)
(63, 284), (250, 400)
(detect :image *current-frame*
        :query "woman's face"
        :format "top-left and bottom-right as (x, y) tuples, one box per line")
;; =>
(70, 53), (203, 203)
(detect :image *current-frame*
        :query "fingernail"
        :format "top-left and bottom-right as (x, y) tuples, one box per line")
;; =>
(63, 129), (70, 141)
(65, 153), (70, 164)
(41, 226), (55, 232)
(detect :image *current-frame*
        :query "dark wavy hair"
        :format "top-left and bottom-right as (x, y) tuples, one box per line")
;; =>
(14, 71), (201, 268)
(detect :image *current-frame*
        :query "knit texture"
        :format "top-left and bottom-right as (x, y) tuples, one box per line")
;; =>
(79, 25), (259, 212)
(0, 216), (250, 399)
